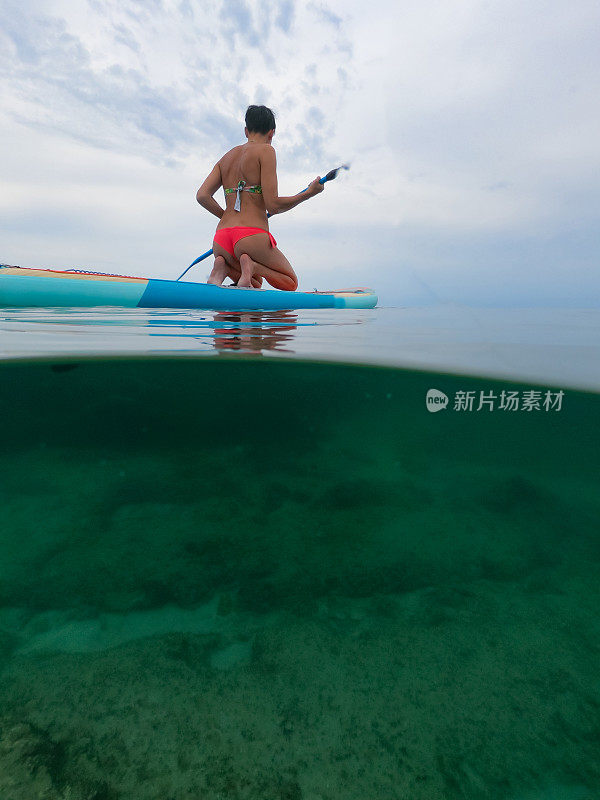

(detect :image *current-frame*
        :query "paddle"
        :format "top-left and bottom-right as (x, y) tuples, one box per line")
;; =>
(177, 165), (349, 281)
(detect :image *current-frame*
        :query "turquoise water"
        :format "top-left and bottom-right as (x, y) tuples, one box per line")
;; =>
(0, 306), (599, 799)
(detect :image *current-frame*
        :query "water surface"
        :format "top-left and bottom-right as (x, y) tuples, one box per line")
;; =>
(2, 305), (599, 389)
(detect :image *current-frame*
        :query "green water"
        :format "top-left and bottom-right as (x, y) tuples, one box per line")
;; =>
(0, 357), (599, 800)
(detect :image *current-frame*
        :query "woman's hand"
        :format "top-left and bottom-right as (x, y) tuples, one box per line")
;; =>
(306, 177), (325, 197)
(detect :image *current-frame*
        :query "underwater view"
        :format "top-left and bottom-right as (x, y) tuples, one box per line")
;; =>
(1, 354), (599, 799)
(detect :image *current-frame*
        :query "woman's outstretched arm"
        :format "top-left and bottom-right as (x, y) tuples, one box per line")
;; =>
(259, 145), (323, 215)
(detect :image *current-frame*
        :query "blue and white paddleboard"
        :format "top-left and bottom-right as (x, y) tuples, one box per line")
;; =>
(0, 266), (377, 310)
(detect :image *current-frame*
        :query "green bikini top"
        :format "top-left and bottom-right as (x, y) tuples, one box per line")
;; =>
(224, 179), (262, 211)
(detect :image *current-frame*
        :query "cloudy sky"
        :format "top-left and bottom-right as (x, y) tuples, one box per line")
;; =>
(1, 0), (598, 305)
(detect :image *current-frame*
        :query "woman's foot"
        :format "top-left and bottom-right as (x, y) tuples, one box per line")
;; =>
(237, 277), (263, 288)
(207, 255), (228, 286)
(238, 253), (262, 288)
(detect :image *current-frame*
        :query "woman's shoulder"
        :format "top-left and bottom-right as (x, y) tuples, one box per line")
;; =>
(256, 143), (276, 163)
(219, 144), (244, 162)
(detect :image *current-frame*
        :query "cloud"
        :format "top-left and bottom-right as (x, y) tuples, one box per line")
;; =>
(112, 23), (141, 54)
(308, 2), (343, 29)
(0, 0), (353, 169)
(219, 0), (262, 48)
(329, 0), (600, 236)
(276, 0), (295, 33)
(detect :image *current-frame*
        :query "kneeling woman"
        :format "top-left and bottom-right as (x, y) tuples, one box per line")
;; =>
(195, 104), (323, 290)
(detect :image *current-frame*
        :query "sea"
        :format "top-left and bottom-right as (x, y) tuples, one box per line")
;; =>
(0, 304), (599, 800)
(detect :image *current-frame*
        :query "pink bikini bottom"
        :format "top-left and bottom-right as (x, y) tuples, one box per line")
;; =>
(213, 226), (277, 257)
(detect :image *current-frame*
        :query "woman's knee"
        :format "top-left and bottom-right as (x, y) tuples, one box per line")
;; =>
(277, 273), (298, 291)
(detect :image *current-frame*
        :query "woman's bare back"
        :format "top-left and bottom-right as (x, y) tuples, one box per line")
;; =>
(217, 143), (269, 230)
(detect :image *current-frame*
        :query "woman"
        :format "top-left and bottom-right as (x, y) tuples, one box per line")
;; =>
(195, 105), (324, 290)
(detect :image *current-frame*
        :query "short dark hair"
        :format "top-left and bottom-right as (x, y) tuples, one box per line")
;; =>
(245, 105), (276, 135)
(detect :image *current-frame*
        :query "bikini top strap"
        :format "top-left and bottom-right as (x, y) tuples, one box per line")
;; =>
(223, 180), (263, 211)
(233, 179), (245, 211)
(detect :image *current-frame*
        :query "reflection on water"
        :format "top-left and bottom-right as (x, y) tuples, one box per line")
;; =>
(1, 306), (599, 391)
(157, 310), (302, 353)
(0, 307), (346, 357)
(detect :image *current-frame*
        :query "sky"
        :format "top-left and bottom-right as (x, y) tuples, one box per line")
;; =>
(1, 0), (599, 306)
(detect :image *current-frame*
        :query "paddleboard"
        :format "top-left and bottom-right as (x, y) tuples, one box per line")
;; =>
(0, 266), (377, 310)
